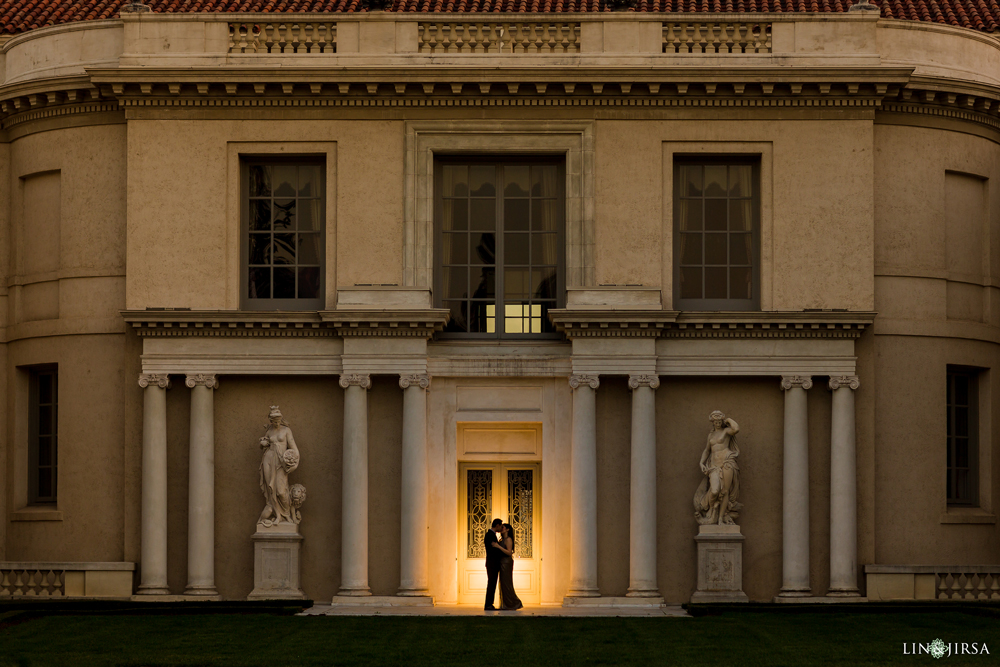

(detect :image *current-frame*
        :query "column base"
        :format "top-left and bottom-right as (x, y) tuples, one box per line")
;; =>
(626, 589), (662, 598)
(826, 589), (862, 598)
(183, 586), (220, 597)
(563, 588), (601, 599)
(336, 587), (372, 597)
(776, 589), (813, 598)
(135, 585), (171, 596)
(131, 594), (222, 602)
(397, 587), (431, 597)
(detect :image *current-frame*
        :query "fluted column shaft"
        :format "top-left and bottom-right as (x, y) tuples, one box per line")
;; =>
(627, 375), (660, 598)
(780, 375), (812, 597)
(185, 374), (219, 596)
(829, 375), (861, 596)
(138, 373), (170, 595)
(567, 374), (600, 597)
(339, 373), (372, 596)
(398, 374), (430, 596)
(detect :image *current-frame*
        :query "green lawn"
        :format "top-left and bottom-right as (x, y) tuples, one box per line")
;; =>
(1, 605), (998, 666)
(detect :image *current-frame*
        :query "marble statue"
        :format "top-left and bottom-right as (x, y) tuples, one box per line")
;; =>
(258, 406), (305, 528)
(694, 411), (742, 526)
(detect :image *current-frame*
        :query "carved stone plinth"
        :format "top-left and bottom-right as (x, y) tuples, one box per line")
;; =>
(691, 525), (749, 603)
(248, 525), (304, 600)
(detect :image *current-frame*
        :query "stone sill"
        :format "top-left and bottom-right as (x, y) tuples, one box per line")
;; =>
(940, 509), (997, 524)
(9, 507), (63, 521)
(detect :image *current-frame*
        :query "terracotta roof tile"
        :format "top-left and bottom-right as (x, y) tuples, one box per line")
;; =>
(0, 0), (996, 35)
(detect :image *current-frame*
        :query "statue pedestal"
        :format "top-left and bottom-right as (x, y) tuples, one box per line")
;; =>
(691, 525), (749, 603)
(248, 524), (305, 600)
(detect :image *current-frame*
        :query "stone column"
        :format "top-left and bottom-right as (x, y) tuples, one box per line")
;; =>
(779, 375), (812, 598)
(338, 373), (372, 597)
(137, 373), (171, 595)
(627, 374), (660, 598)
(828, 375), (861, 596)
(398, 374), (430, 597)
(566, 374), (600, 598)
(184, 374), (219, 597)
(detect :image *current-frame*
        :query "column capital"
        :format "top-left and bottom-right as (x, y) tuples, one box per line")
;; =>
(399, 374), (430, 390)
(185, 374), (219, 389)
(340, 373), (372, 390)
(569, 374), (600, 390)
(628, 374), (660, 390)
(780, 375), (813, 391)
(828, 375), (860, 391)
(138, 373), (171, 389)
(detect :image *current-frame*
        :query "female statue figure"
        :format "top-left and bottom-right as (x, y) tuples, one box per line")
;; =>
(258, 406), (302, 527)
(694, 411), (743, 526)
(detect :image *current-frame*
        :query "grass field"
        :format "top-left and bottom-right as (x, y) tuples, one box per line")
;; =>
(0, 604), (998, 666)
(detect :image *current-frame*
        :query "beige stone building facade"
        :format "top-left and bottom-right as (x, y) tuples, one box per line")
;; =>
(0, 1), (998, 604)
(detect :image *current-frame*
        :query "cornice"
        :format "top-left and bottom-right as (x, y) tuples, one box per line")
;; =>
(550, 309), (875, 339)
(122, 309), (448, 338)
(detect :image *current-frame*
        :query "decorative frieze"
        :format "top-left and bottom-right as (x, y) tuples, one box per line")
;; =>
(628, 375), (661, 390)
(138, 373), (171, 389)
(828, 375), (860, 391)
(569, 374), (600, 390)
(339, 374), (372, 390)
(780, 376), (814, 391)
(398, 374), (430, 390)
(185, 374), (219, 389)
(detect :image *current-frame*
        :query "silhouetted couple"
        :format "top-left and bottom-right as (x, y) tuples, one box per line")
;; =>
(484, 518), (523, 611)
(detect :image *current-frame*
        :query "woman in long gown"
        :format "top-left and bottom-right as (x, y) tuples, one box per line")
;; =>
(492, 522), (523, 610)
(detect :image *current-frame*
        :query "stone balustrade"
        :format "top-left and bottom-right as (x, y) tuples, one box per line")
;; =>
(417, 20), (581, 54)
(662, 20), (771, 54)
(866, 565), (1000, 601)
(0, 562), (135, 598)
(228, 20), (337, 54)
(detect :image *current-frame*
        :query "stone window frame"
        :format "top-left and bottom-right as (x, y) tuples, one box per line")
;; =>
(27, 364), (58, 505)
(226, 142), (338, 311)
(945, 365), (981, 507)
(404, 120), (594, 291)
(663, 141), (773, 312)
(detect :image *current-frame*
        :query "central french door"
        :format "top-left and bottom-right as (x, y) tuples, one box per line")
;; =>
(458, 462), (540, 605)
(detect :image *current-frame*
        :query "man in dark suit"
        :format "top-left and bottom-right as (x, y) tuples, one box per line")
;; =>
(484, 518), (503, 610)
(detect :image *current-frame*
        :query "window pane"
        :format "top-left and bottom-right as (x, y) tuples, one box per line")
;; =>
(532, 234), (558, 265)
(681, 165), (702, 196)
(38, 375), (52, 405)
(955, 376), (969, 405)
(680, 233), (702, 265)
(471, 302), (495, 333)
(273, 200), (295, 230)
(729, 165), (752, 197)
(470, 166), (496, 197)
(955, 440), (969, 467)
(273, 234), (296, 265)
(680, 267), (702, 299)
(298, 267), (320, 299)
(678, 200), (703, 231)
(249, 234), (271, 265)
(470, 199), (496, 231)
(471, 267), (495, 299)
(705, 233), (727, 265)
(443, 233), (469, 265)
(273, 165), (297, 198)
(704, 166), (727, 197)
(531, 166), (558, 197)
(467, 469), (493, 558)
(298, 234), (321, 265)
(38, 470), (52, 499)
(505, 233), (529, 265)
(730, 233), (751, 265)
(443, 200), (468, 232)
(730, 267), (752, 300)
(508, 469), (533, 558)
(505, 199), (530, 232)
(533, 267), (557, 299)
(955, 470), (969, 501)
(443, 165), (469, 197)
(705, 267), (727, 299)
(504, 303), (526, 334)
(250, 200), (271, 231)
(444, 267), (469, 299)
(38, 437), (51, 466)
(471, 233), (496, 265)
(249, 268), (270, 298)
(298, 165), (320, 197)
(249, 165), (271, 197)
(444, 300), (468, 333)
(705, 200), (727, 231)
(729, 200), (751, 231)
(531, 200), (558, 232)
(299, 199), (322, 231)
(273, 268), (295, 299)
(504, 166), (530, 197)
(506, 268), (529, 299)
(955, 408), (969, 437)
(38, 406), (52, 435)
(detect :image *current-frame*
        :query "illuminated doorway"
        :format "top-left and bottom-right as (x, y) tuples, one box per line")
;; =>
(458, 462), (541, 605)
